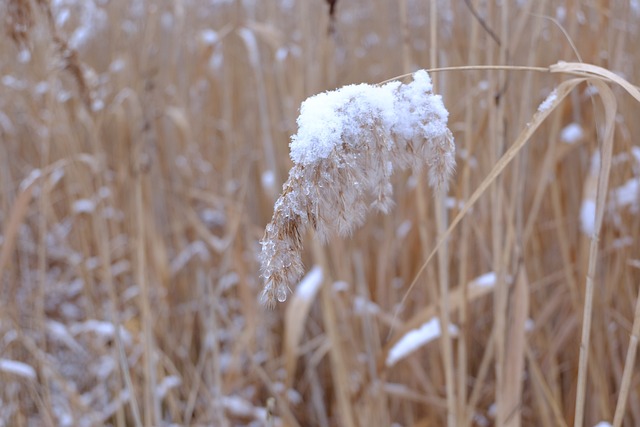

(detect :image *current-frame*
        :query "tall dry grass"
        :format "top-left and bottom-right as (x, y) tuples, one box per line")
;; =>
(0, 0), (639, 426)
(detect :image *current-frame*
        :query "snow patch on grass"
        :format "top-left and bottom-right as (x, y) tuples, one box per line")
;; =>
(386, 318), (459, 367)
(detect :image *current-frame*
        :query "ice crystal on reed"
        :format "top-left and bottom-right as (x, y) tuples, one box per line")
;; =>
(260, 70), (455, 307)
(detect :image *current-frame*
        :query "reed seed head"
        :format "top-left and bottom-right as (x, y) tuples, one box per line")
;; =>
(260, 70), (455, 307)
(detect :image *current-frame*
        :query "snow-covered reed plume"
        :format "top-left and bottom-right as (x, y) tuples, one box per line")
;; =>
(260, 70), (455, 307)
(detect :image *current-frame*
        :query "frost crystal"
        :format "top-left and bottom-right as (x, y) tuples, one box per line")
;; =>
(260, 70), (455, 307)
(538, 89), (558, 112)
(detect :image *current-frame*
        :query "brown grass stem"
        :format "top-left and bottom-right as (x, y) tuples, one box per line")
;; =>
(613, 261), (640, 427)
(429, 2), (457, 426)
(573, 79), (616, 427)
(134, 163), (159, 427)
(312, 238), (357, 427)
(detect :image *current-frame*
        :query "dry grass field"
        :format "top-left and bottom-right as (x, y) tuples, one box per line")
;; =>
(1, 0), (639, 426)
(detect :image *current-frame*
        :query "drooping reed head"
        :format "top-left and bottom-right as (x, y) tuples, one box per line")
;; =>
(260, 70), (455, 307)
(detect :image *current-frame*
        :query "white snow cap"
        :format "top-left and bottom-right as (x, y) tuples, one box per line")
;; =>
(290, 70), (449, 166)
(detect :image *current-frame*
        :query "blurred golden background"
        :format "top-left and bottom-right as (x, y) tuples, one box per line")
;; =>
(0, 1), (639, 426)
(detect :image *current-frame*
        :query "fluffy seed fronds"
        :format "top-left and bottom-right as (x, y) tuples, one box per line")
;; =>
(260, 70), (455, 307)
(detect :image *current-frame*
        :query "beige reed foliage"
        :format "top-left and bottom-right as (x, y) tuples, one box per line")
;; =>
(260, 71), (455, 307)
(4, 1), (640, 424)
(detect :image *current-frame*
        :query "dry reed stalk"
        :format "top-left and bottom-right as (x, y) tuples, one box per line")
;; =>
(464, 328), (495, 427)
(93, 181), (143, 427)
(0, 175), (36, 294)
(613, 261), (640, 426)
(312, 238), (356, 427)
(283, 265), (323, 387)
(457, 3), (481, 420)
(134, 163), (158, 427)
(238, 26), (280, 198)
(259, 70), (455, 307)
(501, 265), (529, 427)
(573, 79), (617, 427)
(353, 250), (389, 424)
(489, 4), (510, 426)
(526, 344), (570, 427)
(36, 103), (53, 420)
(428, 2), (457, 425)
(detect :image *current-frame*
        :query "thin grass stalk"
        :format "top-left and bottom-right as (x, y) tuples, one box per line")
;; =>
(498, 3), (521, 426)
(13, 326), (58, 426)
(525, 344), (570, 427)
(613, 261), (640, 426)
(574, 79), (616, 427)
(430, 2), (457, 426)
(380, 65), (549, 84)
(312, 238), (357, 427)
(182, 330), (208, 424)
(238, 26), (280, 197)
(503, 264), (528, 427)
(0, 178), (35, 311)
(353, 251), (387, 425)
(322, 6), (336, 88)
(458, 2), (480, 419)
(252, 364), (303, 427)
(397, 1), (446, 411)
(464, 328), (495, 427)
(493, 218), (508, 427)
(37, 116), (53, 419)
(486, 3), (508, 423)
(398, 0), (411, 74)
(203, 271), (228, 426)
(96, 195), (143, 427)
(396, 0), (434, 309)
(106, 274), (143, 426)
(135, 166), (159, 427)
(435, 188), (456, 426)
